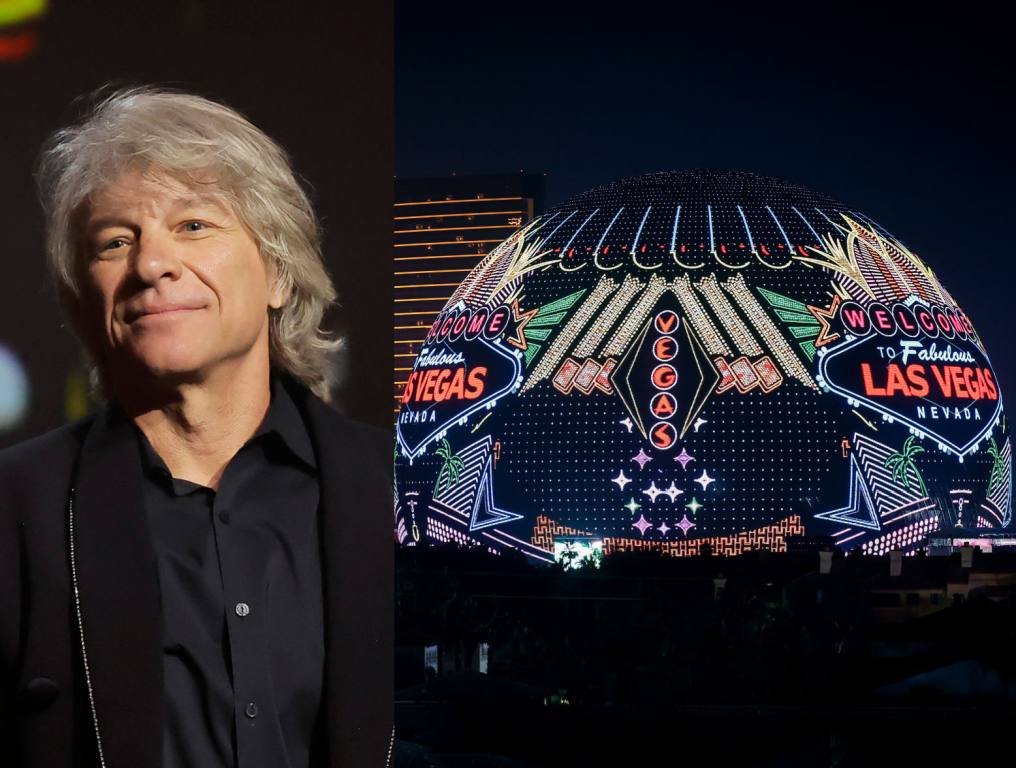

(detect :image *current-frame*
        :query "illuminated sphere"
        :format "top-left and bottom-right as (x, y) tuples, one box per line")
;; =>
(395, 170), (1010, 562)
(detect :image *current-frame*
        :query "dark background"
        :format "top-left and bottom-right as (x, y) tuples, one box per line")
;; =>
(0, 0), (393, 447)
(396, 3), (1014, 406)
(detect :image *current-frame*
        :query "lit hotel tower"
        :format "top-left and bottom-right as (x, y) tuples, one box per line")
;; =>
(393, 174), (545, 413)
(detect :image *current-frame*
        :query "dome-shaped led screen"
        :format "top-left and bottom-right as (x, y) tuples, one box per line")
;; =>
(395, 171), (1011, 562)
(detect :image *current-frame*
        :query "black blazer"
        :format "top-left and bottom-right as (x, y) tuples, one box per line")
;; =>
(0, 378), (393, 767)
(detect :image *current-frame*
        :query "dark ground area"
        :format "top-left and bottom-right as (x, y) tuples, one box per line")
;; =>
(394, 545), (1016, 766)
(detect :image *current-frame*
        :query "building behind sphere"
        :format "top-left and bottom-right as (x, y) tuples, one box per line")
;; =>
(393, 174), (545, 417)
(394, 170), (1011, 562)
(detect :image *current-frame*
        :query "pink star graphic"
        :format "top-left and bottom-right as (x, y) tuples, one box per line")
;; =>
(633, 514), (652, 536)
(657, 520), (671, 536)
(675, 448), (695, 469)
(676, 515), (696, 536)
(631, 448), (653, 470)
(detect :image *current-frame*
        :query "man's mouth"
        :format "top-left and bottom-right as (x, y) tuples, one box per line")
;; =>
(125, 303), (205, 322)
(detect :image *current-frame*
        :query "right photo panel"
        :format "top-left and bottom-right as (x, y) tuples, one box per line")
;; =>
(392, 5), (1016, 766)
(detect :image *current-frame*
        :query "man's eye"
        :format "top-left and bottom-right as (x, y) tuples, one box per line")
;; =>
(101, 238), (128, 251)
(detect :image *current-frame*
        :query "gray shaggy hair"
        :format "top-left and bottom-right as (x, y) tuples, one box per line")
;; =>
(36, 85), (340, 399)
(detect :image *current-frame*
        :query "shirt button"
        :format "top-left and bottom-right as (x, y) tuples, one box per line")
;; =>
(234, 602), (250, 618)
(245, 702), (258, 719)
(218, 510), (231, 524)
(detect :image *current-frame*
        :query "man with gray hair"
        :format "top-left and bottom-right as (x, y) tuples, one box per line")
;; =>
(0, 88), (393, 767)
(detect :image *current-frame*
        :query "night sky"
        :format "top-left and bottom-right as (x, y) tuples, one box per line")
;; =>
(396, 4), (1015, 401)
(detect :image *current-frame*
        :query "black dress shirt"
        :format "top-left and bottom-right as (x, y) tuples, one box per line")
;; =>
(136, 376), (324, 768)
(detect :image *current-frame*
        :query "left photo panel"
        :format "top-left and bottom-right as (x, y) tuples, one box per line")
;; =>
(0, 2), (394, 766)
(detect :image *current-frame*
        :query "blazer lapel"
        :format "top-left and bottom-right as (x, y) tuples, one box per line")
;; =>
(72, 406), (163, 767)
(296, 388), (393, 767)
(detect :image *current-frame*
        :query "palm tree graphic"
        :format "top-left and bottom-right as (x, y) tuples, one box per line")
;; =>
(434, 439), (466, 495)
(987, 437), (1006, 494)
(884, 435), (928, 496)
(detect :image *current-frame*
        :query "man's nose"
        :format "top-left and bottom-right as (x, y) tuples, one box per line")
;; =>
(132, 231), (183, 283)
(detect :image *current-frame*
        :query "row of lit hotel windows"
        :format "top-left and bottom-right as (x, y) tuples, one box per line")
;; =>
(392, 196), (533, 413)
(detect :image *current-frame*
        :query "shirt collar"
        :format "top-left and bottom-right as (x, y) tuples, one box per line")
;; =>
(259, 373), (317, 471)
(132, 373), (317, 489)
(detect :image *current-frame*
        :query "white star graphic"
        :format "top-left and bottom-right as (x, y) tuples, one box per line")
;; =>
(694, 470), (715, 490)
(657, 520), (671, 536)
(642, 482), (663, 503)
(694, 471), (719, 489)
(664, 482), (683, 502)
(624, 497), (642, 515)
(693, 417), (708, 433)
(619, 417), (634, 433)
(611, 470), (632, 490)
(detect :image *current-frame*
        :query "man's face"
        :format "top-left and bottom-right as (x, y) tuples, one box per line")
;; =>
(79, 168), (284, 387)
